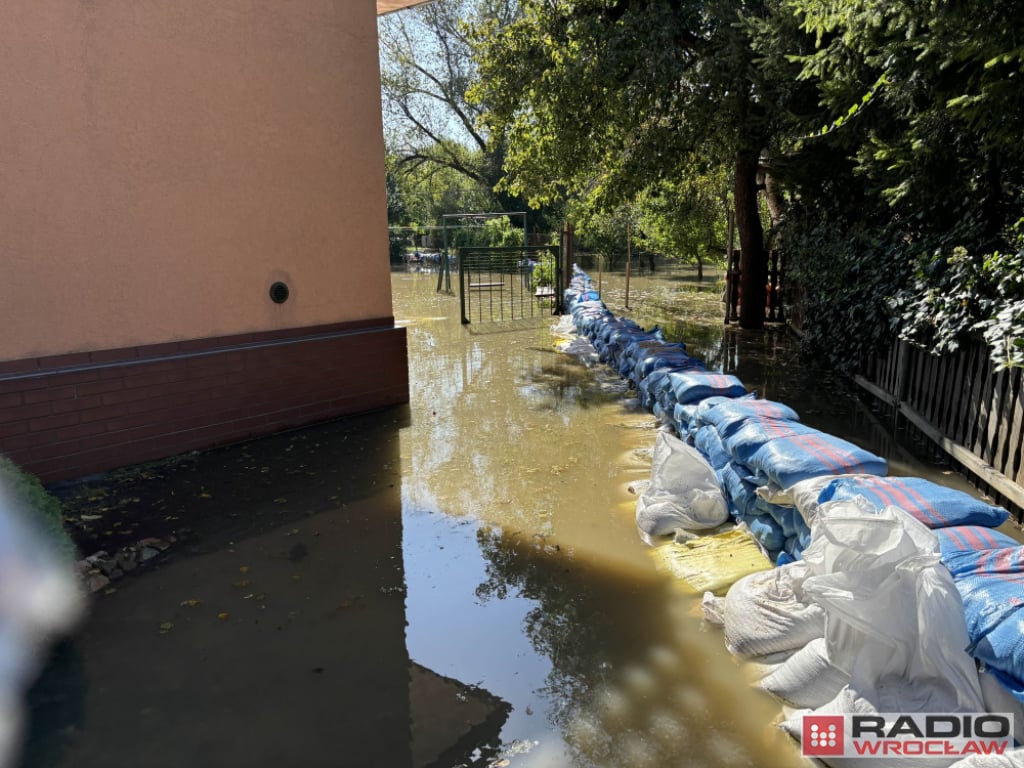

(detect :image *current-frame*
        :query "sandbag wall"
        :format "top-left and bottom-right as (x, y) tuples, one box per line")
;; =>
(563, 267), (1024, 762)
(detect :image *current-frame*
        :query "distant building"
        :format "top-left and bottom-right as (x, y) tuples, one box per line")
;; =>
(0, 0), (424, 481)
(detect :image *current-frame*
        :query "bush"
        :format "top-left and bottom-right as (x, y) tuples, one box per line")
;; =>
(0, 455), (77, 562)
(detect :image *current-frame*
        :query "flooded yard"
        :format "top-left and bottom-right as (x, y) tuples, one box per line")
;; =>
(22, 266), (986, 768)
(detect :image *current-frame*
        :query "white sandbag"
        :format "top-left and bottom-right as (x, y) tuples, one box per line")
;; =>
(802, 499), (938, 578)
(742, 650), (793, 684)
(759, 637), (848, 709)
(979, 668), (1024, 752)
(947, 749), (1024, 768)
(635, 431), (729, 536)
(723, 561), (824, 659)
(701, 591), (726, 626)
(804, 554), (985, 714)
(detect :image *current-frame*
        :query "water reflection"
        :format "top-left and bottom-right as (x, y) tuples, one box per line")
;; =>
(394, 267), (805, 767)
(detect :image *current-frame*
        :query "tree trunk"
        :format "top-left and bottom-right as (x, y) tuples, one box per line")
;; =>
(735, 149), (766, 329)
(696, 253), (703, 280)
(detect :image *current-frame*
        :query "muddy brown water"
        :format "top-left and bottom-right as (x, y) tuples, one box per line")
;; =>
(22, 266), (1001, 768)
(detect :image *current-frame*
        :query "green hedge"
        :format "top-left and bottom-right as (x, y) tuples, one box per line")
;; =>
(0, 455), (77, 562)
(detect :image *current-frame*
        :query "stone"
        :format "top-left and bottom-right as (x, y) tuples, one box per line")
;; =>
(86, 573), (110, 593)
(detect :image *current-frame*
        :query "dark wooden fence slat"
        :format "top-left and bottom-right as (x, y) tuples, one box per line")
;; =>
(994, 367), (1017, 478)
(986, 368), (1006, 470)
(956, 344), (982, 446)
(973, 351), (997, 462)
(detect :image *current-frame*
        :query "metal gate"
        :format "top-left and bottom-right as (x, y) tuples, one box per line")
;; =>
(458, 246), (562, 325)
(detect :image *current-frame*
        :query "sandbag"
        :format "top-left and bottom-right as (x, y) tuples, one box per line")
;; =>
(722, 417), (818, 465)
(946, 751), (1024, 768)
(944, 546), (1024, 698)
(666, 371), (747, 405)
(802, 500), (938, 579)
(744, 513), (787, 553)
(635, 432), (729, 536)
(723, 562), (824, 658)
(803, 554), (984, 712)
(721, 463), (762, 518)
(701, 591), (725, 626)
(697, 397), (800, 438)
(653, 528), (773, 596)
(693, 425), (731, 471)
(938, 526), (1020, 560)
(784, 554), (987, 768)
(979, 668), (1024, 750)
(746, 432), (887, 489)
(759, 637), (848, 709)
(818, 475), (1010, 530)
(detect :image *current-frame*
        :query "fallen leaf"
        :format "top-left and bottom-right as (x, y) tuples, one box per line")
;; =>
(239, 566), (249, 574)
(217, 612), (229, 620)
(159, 621), (174, 633)
(180, 599), (202, 608)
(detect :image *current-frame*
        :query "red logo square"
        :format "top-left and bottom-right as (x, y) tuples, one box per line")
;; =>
(803, 715), (844, 756)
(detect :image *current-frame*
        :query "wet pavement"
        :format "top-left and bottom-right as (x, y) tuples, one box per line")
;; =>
(22, 266), (999, 768)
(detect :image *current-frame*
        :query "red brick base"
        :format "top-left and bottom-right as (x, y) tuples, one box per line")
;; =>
(0, 319), (409, 482)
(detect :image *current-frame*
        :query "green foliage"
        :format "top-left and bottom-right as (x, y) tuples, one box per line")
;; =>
(636, 168), (731, 269)
(893, 222), (1024, 369)
(0, 455), (77, 562)
(531, 250), (557, 289)
(573, 204), (637, 271)
(784, 204), (912, 372)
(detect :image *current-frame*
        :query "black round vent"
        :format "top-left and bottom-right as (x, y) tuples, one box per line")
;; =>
(269, 282), (290, 304)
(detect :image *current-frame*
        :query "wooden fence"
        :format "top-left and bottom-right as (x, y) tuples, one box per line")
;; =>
(857, 338), (1024, 519)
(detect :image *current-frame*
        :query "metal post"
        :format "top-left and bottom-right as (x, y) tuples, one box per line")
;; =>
(625, 219), (632, 310)
(439, 220), (449, 293)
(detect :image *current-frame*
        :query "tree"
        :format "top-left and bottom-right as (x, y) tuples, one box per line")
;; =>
(470, 0), (796, 328)
(775, 0), (1024, 367)
(636, 166), (731, 280)
(379, 0), (518, 200)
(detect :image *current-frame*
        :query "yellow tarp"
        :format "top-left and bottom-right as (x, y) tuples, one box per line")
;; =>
(653, 528), (773, 596)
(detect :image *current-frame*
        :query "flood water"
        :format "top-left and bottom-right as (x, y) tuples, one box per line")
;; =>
(22, 266), (994, 768)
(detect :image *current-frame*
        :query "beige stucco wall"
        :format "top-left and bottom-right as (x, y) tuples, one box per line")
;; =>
(1, 0), (392, 361)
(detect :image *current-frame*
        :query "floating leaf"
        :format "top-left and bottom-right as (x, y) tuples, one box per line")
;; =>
(180, 598), (202, 608)
(217, 612), (230, 620)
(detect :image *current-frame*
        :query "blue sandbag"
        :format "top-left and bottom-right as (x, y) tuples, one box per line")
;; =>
(673, 403), (699, 433)
(692, 395), (753, 428)
(764, 503), (806, 540)
(944, 547), (1024, 700)
(722, 417), (820, 465)
(699, 398), (801, 438)
(694, 426), (731, 471)
(745, 431), (887, 489)
(776, 550), (798, 566)
(667, 371), (747, 405)
(937, 526), (1020, 560)
(633, 352), (703, 384)
(817, 475), (1009, 529)
(744, 512), (786, 553)
(721, 463), (759, 518)
(637, 372), (667, 409)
